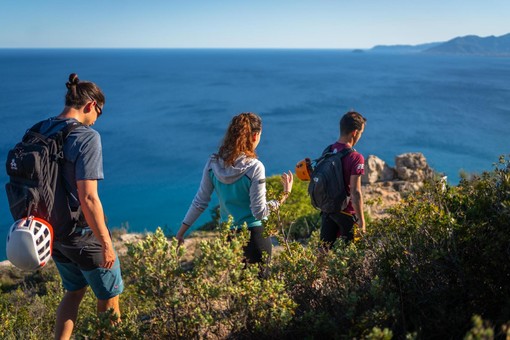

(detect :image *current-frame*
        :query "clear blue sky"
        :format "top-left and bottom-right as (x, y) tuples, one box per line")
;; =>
(1, 0), (509, 48)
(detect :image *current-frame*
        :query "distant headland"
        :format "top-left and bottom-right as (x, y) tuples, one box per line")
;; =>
(369, 33), (510, 56)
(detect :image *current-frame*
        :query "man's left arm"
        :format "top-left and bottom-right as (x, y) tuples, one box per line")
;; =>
(349, 174), (365, 233)
(77, 179), (115, 269)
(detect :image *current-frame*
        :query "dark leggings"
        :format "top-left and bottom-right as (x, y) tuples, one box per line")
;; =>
(232, 226), (272, 278)
(320, 212), (356, 249)
(243, 226), (272, 264)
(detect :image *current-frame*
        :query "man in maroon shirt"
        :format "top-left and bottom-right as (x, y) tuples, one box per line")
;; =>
(320, 111), (367, 248)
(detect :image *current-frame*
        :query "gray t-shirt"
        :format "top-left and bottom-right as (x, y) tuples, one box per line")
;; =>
(39, 117), (104, 209)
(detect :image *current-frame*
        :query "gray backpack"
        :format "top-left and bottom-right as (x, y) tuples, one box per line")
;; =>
(5, 120), (84, 238)
(308, 145), (353, 213)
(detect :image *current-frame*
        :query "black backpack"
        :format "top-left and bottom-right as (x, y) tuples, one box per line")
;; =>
(308, 145), (353, 214)
(5, 120), (84, 237)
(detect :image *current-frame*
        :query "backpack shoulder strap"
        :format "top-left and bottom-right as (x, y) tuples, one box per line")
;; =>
(316, 145), (354, 160)
(321, 144), (332, 156)
(338, 147), (354, 158)
(25, 119), (82, 141)
(321, 145), (355, 157)
(60, 121), (83, 139)
(312, 144), (336, 165)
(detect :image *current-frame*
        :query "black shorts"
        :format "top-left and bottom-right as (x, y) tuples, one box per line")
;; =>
(52, 228), (107, 271)
(320, 212), (357, 248)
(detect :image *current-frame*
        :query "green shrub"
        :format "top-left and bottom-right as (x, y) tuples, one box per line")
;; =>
(124, 220), (296, 338)
(365, 156), (510, 338)
(0, 267), (63, 339)
(265, 176), (320, 240)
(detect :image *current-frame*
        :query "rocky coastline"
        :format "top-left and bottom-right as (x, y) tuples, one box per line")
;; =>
(361, 152), (437, 219)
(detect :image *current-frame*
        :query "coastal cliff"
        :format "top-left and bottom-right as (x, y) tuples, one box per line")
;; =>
(370, 32), (510, 56)
(425, 33), (510, 56)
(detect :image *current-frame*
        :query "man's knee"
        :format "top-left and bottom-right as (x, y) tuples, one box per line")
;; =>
(97, 295), (120, 314)
(64, 287), (87, 300)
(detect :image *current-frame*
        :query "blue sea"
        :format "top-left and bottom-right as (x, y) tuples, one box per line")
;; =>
(1, 49), (509, 260)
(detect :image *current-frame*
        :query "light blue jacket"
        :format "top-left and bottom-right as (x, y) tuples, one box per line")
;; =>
(182, 154), (278, 228)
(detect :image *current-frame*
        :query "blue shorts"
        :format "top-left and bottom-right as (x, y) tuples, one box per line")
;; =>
(52, 228), (124, 300)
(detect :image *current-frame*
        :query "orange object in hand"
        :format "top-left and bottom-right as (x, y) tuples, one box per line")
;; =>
(295, 158), (313, 181)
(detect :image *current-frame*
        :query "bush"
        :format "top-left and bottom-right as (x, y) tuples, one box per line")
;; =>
(124, 220), (296, 338)
(265, 176), (321, 240)
(365, 156), (510, 338)
(0, 267), (63, 339)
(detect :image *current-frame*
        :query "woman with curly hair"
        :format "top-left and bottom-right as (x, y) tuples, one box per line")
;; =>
(177, 112), (293, 267)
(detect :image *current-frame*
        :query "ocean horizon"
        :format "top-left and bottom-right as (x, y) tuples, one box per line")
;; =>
(1, 48), (509, 260)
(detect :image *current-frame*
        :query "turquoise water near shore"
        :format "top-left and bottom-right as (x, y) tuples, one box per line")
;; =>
(1, 49), (509, 260)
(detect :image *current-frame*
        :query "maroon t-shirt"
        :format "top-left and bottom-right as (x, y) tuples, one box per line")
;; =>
(330, 142), (365, 214)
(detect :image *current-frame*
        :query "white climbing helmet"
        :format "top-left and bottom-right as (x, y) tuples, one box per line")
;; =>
(6, 216), (53, 271)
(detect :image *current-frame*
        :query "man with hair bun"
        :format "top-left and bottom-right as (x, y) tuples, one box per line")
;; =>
(37, 73), (123, 339)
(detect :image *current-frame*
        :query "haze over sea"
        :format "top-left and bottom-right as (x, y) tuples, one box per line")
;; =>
(1, 48), (509, 260)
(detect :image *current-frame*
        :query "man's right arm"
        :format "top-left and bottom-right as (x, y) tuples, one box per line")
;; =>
(77, 179), (116, 269)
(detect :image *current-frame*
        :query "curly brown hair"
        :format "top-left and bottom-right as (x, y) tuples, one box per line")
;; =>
(217, 112), (262, 166)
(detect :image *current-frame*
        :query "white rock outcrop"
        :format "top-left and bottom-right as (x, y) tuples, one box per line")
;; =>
(362, 155), (396, 184)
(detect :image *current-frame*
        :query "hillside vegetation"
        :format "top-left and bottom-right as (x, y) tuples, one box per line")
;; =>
(1, 156), (509, 339)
